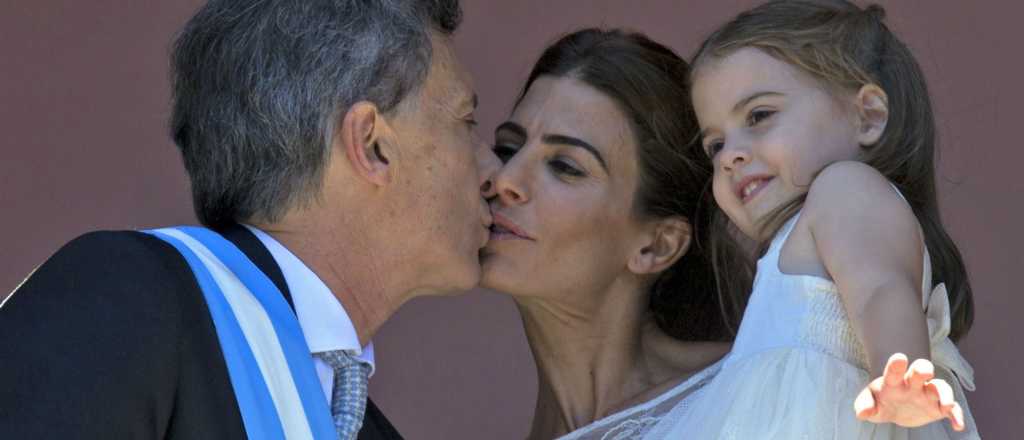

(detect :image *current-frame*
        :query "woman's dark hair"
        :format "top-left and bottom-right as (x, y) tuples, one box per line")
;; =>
(691, 0), (973, 341)
(518, 28), (754, 341)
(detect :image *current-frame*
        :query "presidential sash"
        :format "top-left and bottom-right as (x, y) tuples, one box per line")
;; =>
(146, 227), (335, 440)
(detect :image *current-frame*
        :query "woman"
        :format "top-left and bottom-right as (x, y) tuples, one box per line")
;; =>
(480, 28), (753, 439)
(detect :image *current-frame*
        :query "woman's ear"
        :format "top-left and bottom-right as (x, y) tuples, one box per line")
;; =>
(628, 217), (692, 275)
(338, 101), (391, 186)
(854, 84), (889, 147)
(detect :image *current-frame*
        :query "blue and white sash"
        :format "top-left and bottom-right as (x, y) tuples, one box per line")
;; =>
(146, 226), (335, 440)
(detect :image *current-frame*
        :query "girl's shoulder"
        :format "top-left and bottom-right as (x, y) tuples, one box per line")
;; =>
(803, 160), (914, 226)
(778, 161), (922, 277)
(796, 160), (925, 286)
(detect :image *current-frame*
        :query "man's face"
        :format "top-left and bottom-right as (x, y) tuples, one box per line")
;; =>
(384, 33), (496, 294)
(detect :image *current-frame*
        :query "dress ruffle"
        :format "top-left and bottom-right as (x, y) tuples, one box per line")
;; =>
(644, 347), (978, 439)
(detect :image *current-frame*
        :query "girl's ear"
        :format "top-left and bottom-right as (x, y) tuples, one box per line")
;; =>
(854, 84), (889, 147)
(628, 217), (692, 275)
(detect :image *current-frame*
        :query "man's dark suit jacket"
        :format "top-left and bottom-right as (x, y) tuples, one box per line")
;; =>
(0, 225), (402, 439)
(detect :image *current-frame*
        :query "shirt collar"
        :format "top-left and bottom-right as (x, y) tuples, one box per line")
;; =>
(242, 224), (375, 373)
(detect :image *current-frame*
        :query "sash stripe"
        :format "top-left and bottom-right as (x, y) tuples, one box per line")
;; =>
(147, 230), (287, 440)
(180, 227), (335, 439)
(149, 228), (334, 440)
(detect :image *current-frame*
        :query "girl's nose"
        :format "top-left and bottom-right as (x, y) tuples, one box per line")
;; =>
(719, 141), (751, 173)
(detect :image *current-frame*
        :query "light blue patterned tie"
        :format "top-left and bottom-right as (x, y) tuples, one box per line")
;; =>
(314, 350), (371, 440)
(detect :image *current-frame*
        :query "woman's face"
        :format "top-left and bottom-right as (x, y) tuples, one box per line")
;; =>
(480, 76), (650, 301)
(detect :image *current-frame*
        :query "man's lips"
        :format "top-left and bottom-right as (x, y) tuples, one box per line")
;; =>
(481, 207), (494, 230)
(734, 175), (773, 204)
(489, 212), (533, 240)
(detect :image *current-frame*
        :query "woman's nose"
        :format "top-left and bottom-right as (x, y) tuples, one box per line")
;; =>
(492, 157), (529, 205)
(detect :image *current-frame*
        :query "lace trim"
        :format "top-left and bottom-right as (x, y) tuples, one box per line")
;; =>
(557, 359), (722, 440)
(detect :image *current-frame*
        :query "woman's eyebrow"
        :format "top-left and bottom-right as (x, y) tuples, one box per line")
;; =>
(495, 121), (608, 172)
(542, 134), (607, 172)
(495, 121), (527, 138)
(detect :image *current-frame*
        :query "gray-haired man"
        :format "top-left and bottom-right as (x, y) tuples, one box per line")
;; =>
(0, 1), (495, 438)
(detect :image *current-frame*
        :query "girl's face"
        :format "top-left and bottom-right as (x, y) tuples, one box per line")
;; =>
(480, 75), (649, 301)
(692, 47), (863, 240)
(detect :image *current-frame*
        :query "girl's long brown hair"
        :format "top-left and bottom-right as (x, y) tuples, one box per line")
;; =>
(693, 0), (974, 341)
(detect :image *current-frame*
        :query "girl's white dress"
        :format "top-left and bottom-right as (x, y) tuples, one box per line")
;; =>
(644, 211), (979, 439)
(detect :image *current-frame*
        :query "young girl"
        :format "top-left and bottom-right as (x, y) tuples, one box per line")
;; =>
(647, 1), (978, 438)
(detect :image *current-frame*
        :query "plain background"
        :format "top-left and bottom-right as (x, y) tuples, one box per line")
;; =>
(2, 1), (1019, 438)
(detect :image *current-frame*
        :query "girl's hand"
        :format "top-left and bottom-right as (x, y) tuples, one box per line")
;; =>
(854, 353), (965, 431)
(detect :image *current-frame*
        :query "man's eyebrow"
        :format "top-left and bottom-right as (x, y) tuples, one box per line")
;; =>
(452, 92), (477, 117)
(459, 92), (477, 114)
(700, 91), (785, 140)
(542, 134), (608, 172)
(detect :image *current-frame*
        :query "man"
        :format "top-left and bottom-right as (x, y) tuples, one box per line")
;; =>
(0, 0), (495, 438)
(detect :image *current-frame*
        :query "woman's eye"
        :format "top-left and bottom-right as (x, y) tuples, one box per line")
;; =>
(746, 108), (775, 126)
(492, 144), (517, 163)
(549, 159), (584, 177)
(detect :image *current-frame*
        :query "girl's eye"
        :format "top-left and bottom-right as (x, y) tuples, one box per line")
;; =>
(492, 144), (517, 163)
(746, 108), (775, 126)
(705, 140), (724, 157)
(549, 159), (584, 177)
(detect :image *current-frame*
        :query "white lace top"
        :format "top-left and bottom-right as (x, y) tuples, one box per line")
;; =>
(555, 359), (723, 440)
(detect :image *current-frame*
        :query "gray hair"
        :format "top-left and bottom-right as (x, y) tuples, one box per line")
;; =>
(170, 0), (462, 227)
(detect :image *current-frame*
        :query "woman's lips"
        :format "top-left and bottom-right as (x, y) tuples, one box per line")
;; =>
(489, 213), (533, 241)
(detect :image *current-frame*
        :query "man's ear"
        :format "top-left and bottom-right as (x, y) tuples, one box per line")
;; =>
(338, 101), (391, 186)
(854, 84), (889, 147)
(628, 217), (692, 275)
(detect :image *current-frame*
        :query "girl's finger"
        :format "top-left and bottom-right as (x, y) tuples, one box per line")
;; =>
(854, 385), (878, 420)
(883, 353), (910, 387)
(904, 358), (934, 389)
(949, 403), (965, 432)
(929, 378), (955, 408)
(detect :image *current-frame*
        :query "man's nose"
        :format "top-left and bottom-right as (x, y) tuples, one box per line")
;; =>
(476, 139), (500, 198)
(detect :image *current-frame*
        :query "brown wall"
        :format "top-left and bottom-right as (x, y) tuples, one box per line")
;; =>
(2, 1), (1019, 438)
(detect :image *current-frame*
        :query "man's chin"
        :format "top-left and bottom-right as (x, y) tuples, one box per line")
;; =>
(429, 261), (482, 297)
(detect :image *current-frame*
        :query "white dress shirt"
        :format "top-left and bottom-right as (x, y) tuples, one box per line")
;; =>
(243, 225), (375, 404)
